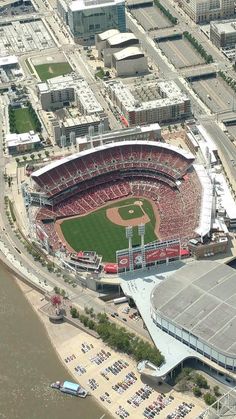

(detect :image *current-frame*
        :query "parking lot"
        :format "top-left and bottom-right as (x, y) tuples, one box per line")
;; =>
(159, 38), (205, 68)
(131, 6), (172, 31)
(0, 19), (54, 53)
(191, 76), (236, 114)
(0, 2), (35, 17)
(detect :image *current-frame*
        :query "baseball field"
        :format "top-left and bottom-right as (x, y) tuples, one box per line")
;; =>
(59, 198), (159, 262)
(34, 62), (72, 81)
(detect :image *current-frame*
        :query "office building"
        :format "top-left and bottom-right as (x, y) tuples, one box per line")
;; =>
(6, 132), (41, 154)
(181, 0), (234, 23)
(210, 19), (236, 48)
(57, 0), (126, 44)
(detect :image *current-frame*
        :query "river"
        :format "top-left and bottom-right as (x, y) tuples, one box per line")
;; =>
(0, 263), (110, 419)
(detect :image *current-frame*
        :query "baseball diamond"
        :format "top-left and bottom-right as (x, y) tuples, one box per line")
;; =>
(32, 141), (206, 263)
(56, 198), (158, 262)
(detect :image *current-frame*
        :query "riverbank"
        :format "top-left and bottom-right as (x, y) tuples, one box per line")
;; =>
(17, 279), (205, 419)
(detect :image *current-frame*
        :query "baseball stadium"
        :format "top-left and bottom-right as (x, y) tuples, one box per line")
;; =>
(30, 140), (212, 270)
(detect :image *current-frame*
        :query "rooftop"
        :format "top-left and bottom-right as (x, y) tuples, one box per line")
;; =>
(151, 261), (236, 358)
(38, 74), (103, 115)
(108, 32), (137, 46)
(113, 46), (143, 60)
(69, 0), (124, 12)
(0, 55), (18, 66)
(6, 132), (41, 147)
(211, 19), (236, 34)
(106, 80), (189, 111)
(97, 28), (120, 41)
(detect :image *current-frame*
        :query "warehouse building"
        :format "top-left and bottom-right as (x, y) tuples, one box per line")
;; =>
(57, 0), (126, 44)
(106, 80), (191, 126)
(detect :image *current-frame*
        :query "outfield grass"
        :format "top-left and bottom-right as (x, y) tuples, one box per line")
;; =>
(60, 198), (158, 262)
(34, 62), (72, 81)
(118, 204), (143, 220)
(13, 108), (37, 133)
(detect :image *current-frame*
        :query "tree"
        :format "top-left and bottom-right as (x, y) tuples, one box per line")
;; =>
(30, 154), (35, 160)
(15, 157), (20, 165)
(51, 294), (61, 307)
(204, 393), (216, 406)
(193, 374), (209, 389)
(97, 312), (108, 323)
(70, 307), (78, 318)
(23, 155), (28, 162)
(88, 319), (95, 330)
(54, 286), (60, 294)
(193, 386), (202, 397)
(45, 150), (50, 157)
(37, 153), (42, 159)
(213, 385), (221, 397)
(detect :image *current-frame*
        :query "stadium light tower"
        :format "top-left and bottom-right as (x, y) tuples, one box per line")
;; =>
(126, 226), (133, 250)
(138, 224), (145, 247)
(126, 226), (133, 272)
(138, 224), (146, 269)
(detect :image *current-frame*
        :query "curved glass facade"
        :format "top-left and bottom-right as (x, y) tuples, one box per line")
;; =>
(68, 1), (126, 43)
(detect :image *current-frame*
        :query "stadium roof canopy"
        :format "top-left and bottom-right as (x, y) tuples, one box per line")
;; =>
(31, 140), (195, 177)
(194, 164), (212, 237)
(151, 261), (236, 358)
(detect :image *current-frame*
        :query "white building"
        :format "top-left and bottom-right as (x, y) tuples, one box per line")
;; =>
(38, 74), (103, 114)
(6, 132), (41, 154)
(112, 46), (148, 77)
(97, 31), (139, 67)
(106, 80), (191, 126)
(0, 55), (18, 68)
(210, 19), (236, 49)
(181, 0), (234, 23)
(96, 29), (120, 59)
(76, 123), (161, 149)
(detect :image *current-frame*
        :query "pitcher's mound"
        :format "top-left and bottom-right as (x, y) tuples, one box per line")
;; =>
(129, 210), (134, 214)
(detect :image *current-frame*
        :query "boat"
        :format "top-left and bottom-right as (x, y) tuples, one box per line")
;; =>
(51, 380), (88, 398)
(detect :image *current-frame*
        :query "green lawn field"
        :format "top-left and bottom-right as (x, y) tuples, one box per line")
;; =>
(13, 108), (37, 133)
(35, 62), (72, 81)
(60, 198), (158, 262)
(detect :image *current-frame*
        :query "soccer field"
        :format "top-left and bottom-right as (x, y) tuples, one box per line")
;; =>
(60, 198), (158, 262)
(35, 62), (72, 81)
